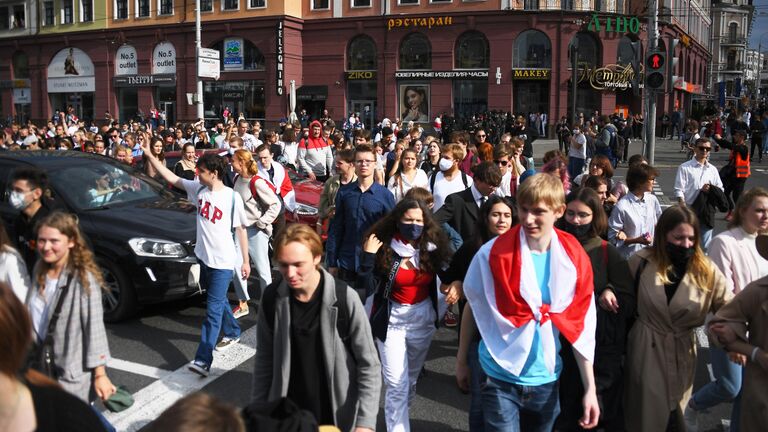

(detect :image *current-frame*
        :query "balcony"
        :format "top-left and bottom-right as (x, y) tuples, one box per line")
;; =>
(720, 62), (744, 74)
(721, 37), (748, 47)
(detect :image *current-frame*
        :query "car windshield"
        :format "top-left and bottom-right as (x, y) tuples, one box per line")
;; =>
(49, 162), (168, 210)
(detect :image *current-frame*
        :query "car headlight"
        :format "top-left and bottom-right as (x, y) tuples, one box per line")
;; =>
(128, 238), (187, 258)
(294, 203), (318, 216)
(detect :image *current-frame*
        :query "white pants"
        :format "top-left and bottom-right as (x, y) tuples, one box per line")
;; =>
(376, 299), (437, 432)
(246, 226), (272, 302)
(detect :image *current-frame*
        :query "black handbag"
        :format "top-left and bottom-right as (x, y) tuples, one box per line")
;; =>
(27, 274), (73, 379)
(369, 255), (402, 342)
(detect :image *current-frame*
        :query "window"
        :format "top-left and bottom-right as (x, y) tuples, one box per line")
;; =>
(210, 39), (266, 71)
(399, 0), (418, 3)
(13, 52), (29, 78)
(11, 5), (24, 28)
(570, 32), (600, 67)
(81, 0), (93, 22)
(616, 36), (639, 65)
(347, 36), (377, 70)
(594, 0), (602, 11)
(430, 0), (451, 2)
(728, 23), (738, 41)
(312, 0), (329, 9)
(615, 0), (624, 14)
(62, 0), (74, 24)
(352, 0), (371, 6)
(399, 33), (431, 70)
(137, 0), (150, 17)
(203, 81), (266, 120)
(223, 0), (238, 10)
(249, 0), (265, 7)
(0, 8), (8, 30)
(455, 31), (489, 69)
(115, 0), (128, 18)
(201, 0), (212, 11)
(513, 30), (551, 68)
(523, 0), (539, 10)
(159, 0), (173, 15)
(561, 0), (574, 9)
(454, 80), (488, 118)
(44, 1), (55, 25)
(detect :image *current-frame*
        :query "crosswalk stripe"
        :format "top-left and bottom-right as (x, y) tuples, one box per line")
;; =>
(107, 358), (173, 380)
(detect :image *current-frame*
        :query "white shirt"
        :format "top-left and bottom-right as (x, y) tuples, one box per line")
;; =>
(0, 247), (30, 301)
(608, 192), (662, 258)
(431, 171), (474, 211)
(673, 157), (723, 205)
(182, 179), (246, 270)
(31, 277), (59, 340)
(568, 133), (587, 159)
(239, 133), (261, 151)
(387, 169), (429, 202)
(469, 184), (485, 208)
(495, 171), (512, 197)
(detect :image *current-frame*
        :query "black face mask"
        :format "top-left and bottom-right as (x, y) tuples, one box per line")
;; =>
(561, 220), (592, 241)
(666, 243), (695, 266)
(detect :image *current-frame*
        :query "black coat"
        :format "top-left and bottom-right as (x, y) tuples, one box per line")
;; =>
(434, 188), (482, 244)
(690, 185), (729, 229)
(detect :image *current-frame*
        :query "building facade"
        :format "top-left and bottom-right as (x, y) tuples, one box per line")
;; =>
(0, 0), (711, 131)
(710, 0), (755, 104)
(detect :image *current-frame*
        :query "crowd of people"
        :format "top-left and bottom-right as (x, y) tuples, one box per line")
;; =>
(0, 104), (767, 432)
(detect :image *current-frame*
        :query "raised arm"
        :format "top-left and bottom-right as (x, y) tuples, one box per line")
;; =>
(141, 139), (184, 189)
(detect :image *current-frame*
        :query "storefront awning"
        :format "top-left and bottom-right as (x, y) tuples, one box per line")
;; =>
(297, 85), (327, 101)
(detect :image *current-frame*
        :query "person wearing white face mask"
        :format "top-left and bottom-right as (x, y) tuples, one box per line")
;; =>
(428, 143), (473, 211)
(10, 168), (57, 275)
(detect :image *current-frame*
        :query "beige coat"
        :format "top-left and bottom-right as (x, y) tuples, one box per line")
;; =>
(712, 276), (768, 432)
(625, 249), (731, 432)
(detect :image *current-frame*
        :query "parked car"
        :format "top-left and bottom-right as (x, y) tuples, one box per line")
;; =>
(0, 151), (199, 322)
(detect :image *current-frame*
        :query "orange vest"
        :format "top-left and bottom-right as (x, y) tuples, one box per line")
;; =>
(733, 148), (751, 178)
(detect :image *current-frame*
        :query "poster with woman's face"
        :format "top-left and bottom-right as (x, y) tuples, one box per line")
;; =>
(400, 84), (430, 123)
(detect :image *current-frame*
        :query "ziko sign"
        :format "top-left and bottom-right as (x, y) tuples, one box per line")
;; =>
(587, 14), (641, 35)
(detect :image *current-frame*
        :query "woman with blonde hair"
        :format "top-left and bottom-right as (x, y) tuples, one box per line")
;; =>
(26, 212), (116, 403)
(230, 148), (281, 317)
(624, 205), (732, 432)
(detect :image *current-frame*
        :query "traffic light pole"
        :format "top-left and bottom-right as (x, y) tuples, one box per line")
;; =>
(646, 0), (659, 165)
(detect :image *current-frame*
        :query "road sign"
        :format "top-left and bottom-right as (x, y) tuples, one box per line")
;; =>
(198, 48), (220, 80)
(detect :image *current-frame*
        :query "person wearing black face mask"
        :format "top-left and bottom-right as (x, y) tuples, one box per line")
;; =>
(554, 188), (633, 432)
(624, 205), (731, 432)
(357, 199), (453, 432)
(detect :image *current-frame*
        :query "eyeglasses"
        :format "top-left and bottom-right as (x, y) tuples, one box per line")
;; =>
(476, 134), (486, 138)
(355, 159), (376, 165)
(697, 147), (712, 152)
(494, 160), (509, 166)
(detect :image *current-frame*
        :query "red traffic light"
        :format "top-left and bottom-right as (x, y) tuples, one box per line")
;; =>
(647, 53), (664, 70)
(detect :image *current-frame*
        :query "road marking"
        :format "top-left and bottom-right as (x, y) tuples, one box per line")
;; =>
(104, 325), (258, 432)
(108, 358), (173, 380)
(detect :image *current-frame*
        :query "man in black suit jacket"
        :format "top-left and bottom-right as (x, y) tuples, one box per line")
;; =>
(434, 161), (502, 244)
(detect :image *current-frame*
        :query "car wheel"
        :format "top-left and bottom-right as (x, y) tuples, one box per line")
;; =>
(99, 259), (137, 322)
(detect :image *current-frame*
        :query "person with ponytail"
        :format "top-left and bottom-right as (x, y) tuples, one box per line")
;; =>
(26, 212), (116, 403)
(230, 149), (281, 318)
(624, 206), (732, 432)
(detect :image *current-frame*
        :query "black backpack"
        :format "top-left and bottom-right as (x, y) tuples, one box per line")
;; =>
(429, 170), (470, 193)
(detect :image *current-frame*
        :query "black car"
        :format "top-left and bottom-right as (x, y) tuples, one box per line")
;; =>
(0, 151), (200, 322)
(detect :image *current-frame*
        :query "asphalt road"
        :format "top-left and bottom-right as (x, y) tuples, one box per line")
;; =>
(101, 137), (768, 432)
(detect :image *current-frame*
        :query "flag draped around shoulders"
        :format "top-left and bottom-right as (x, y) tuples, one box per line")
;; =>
(464, 225), (596, 376)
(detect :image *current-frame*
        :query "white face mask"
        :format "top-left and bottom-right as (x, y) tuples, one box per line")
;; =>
(439, 158), (454, 172)
(9, 191), (30, 210)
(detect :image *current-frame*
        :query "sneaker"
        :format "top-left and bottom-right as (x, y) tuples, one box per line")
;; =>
(683, 404), (698, 432)
(188, 360), (210, 377)
(232, 305), (249, 319)
(444, 311), (458, 328)
(215, 337), (240, 352)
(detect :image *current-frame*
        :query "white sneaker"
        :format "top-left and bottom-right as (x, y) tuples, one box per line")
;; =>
(214, 337), (240, 352)
(683, 404), (698, 432)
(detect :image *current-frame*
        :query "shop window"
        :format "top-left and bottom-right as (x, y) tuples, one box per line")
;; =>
(399, 33), (431, 70)
(11, 5), (24, 28)
(454, 80), (488, 118)
(523, 0), (539, 10)
(158, 0), (173, 15)
(115, 0), (128, 19)
(248, 0), (266, 8)
(81, 0), (93, 22)
(570, 32), (600, 68)
(201, 0), (212, 11)
(0, 7), (8, 30)
(211, 39), (266, 71)
(223, 0), (238, 10)
(137, 0), (150, 17)
(44, 1), (55, 25)
(347, 36), (377, 71)
(204, 80), (266, 121)
(62, 0), (74, 24)
(455, 31), (489, 69)
(312, 0), (330, 10)
(12, 52), (29, 79)
(352, 0), (371, 6)
(513, 30), (551, 69)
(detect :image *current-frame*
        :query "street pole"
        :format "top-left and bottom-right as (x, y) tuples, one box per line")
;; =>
(571, 42), (579, 127)
(195, 0), (204, 120)
(646, 0), (659, 165)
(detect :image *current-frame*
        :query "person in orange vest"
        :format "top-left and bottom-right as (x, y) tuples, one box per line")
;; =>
(714, 129), (750, 221)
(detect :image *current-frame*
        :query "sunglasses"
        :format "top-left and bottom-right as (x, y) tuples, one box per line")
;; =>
(697, 147), (712, 152)
(494, 160), (509, 166)
(476, 134), (486, 138)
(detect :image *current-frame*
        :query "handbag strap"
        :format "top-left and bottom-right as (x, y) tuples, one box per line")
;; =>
(379, 253), (402, 301)
(43, 273), (74, 343)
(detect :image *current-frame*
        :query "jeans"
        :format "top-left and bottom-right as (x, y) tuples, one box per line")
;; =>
(568, 157), (586, 181)
(195, 262), (241, 367)
(469, 339), (486, 432)
(246, 226), (272, 300)
(482, 377), (560, 432)
(691, 345), (742, 410)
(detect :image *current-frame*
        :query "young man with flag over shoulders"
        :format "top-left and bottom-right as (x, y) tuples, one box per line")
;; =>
(463, 173), (600, 431)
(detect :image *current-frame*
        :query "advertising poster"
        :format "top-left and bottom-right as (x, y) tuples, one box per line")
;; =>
(224, 38), (244, 71)
(399, 84), (429, 123)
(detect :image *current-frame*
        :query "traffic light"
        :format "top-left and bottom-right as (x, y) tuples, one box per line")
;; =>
(645, 51), (666, 91)
(667, 38), (680, 93)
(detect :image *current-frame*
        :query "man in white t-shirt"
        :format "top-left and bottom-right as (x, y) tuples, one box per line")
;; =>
(430, 143), (474, 211)
(237, 119), (260, 151)
(568, 127), (587, 180)
(142, 142), (250, 377)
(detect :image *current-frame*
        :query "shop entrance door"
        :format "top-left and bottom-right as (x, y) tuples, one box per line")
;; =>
(349, 100), (375, 130)
(160, 101), (175, 125)
(513, 80), (549, 117)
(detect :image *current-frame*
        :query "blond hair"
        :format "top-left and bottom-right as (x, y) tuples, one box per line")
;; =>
(233, 149), (259, 176)
(516, 173), (565, 210)
(442, 143), (466, 162)
(274, 224), (324, 261)
(730, 187), (768, 232)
